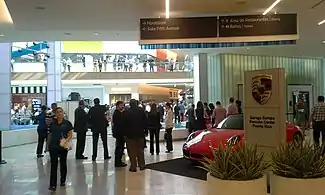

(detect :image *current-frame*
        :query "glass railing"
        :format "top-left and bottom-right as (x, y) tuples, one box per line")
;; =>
(11, 61), (194, 73)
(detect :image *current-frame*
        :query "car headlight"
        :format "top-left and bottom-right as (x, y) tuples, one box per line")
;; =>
(186, 133), (196, 142)
(227, 135), (241, 147)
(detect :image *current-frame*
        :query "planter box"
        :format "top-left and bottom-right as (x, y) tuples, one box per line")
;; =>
(271, 174), (325, 195)
(207, 173), (267, 195)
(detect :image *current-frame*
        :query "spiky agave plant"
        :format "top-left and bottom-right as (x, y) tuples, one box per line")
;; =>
(200, 144), (269, 181)
(271, 143), (325, 179)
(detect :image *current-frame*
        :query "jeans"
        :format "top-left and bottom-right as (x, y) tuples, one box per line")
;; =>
(149, 128), (160, 154)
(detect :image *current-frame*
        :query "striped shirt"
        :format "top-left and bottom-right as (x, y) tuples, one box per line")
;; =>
(311, 102), (325, 122)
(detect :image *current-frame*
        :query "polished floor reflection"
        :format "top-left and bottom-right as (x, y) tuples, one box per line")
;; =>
(0, 136), (207, 195)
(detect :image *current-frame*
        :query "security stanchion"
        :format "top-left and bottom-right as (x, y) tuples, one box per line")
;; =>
(0, 131), (7, 164)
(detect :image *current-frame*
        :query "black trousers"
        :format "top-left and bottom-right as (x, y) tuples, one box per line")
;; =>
(165, 128), (173, 151)
(115, 136), (125, 165)
(75, 131), (87, 158)
(49, 149), (68, 187)
(313, 121), (325, 146)
(92, 130), (109, 159)
(188, 122), (195, 134)
(36, 131), (47, 155)
(149, 128), (160, 154)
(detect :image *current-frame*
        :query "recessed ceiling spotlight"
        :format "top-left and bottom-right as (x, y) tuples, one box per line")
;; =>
(94, 32), (100, 36)
(0, 34), (4, 37)
(322, 40), (325, 43)
(35, 6), (46, 10)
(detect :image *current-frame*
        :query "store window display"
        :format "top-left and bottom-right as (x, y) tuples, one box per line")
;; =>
(11, 92), (46, 130)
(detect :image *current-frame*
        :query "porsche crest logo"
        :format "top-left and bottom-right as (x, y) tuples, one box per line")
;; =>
(251, 74), (272, 105)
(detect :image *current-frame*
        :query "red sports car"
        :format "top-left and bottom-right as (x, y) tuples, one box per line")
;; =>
(183, 114), (303, 161)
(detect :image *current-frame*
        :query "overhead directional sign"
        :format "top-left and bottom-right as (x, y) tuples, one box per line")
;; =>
(140, 17), (218, 44)
(139, 14), (298, 45)
(218, 14), (298, 37)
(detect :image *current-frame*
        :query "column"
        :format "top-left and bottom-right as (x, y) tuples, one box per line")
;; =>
(47, 42), (62, 107)
(0, 43), (11, 131)
(207, 54), (222, 103)
(193, 53), (208, 104)
(193, 53), (222, 104)
(0, 43), (11, 164)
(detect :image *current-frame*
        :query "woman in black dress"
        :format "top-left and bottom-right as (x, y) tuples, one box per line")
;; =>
(195, 101), (206, 131)
(147, 103), (161, 155)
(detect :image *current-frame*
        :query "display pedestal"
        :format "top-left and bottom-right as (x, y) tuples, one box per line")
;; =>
(0, 131), (6, 165)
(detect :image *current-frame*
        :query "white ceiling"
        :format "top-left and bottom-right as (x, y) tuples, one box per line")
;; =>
(1, 0), (325, 57)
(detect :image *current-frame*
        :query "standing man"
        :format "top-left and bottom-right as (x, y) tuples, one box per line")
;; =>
(112, 101), (127, 167)
(309, 96), (325, 146)
(227, 97), (238, 117)
(186, 104), (195, 134)
(174, 101), (180, 124)
(74, 100), (88, 160)
(35, 105), (49, 158)
(124, 99), (148, 172)
(88, 98), (111, 161)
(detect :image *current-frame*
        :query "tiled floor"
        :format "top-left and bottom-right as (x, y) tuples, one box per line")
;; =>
(0, 136), (207, 195)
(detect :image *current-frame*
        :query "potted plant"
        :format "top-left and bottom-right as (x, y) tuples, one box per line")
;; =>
(271, 143), (325, 195)
(200, 144), (269, 195)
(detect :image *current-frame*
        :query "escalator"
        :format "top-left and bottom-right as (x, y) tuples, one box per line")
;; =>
(11, 42), (48, 58)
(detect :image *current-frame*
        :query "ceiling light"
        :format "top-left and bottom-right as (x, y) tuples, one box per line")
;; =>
(263, 0), (281, 15)
(165, 0), (170, 19)
(318, 20), (325, 25)
(0, 0), (13, 24)
(323, 40), (325, 43)
(94, 32), (100, 36)
(0, 34), (4, 37)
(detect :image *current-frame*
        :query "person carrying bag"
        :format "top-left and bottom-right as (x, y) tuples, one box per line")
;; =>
(47, 107), (74, 192)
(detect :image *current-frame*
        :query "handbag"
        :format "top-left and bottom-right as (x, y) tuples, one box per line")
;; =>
(59, 133), (73, 150)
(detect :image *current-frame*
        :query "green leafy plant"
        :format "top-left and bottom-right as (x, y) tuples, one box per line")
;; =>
(271, 143), (325, 179)
(200, 144), (269, 181)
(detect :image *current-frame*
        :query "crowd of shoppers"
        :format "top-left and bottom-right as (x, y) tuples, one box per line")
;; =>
(185, 97), (242, 133)
(34, 98), (178, 191)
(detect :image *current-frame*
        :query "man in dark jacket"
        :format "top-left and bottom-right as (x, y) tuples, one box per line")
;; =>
(112, 101), (127, 167)
(74, 100), (88, 159)
(124, 99), (148, 172)
(36, 105), (49, 158)
(88, 98), (111, 161)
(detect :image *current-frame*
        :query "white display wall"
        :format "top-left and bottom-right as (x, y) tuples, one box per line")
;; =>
(62, 86), (106, 104)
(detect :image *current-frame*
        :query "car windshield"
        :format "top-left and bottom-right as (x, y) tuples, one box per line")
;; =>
(217, 115), (244, 130)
